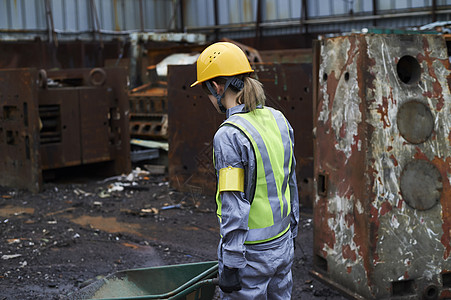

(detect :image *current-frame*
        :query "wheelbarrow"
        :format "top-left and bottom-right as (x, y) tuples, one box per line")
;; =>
(66, 261), (219, 300)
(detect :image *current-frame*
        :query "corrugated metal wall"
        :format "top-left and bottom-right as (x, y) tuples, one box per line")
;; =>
(1, 0), (451, 41)
(0, 0), (178, 34)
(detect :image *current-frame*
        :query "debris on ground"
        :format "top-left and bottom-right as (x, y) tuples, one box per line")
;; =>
(0, 171), (345, 299)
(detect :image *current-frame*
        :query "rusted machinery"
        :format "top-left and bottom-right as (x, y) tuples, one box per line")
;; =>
(129, 66), (168, 140)
(0, 68), (131, 193)
(312, 33), (451, 299)
(127, 39), (259, 142)
(167, 63), (313, 208)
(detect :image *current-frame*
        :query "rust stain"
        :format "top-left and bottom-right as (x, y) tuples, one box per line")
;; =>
(417, 38), (445, 111)
(325, 70), (338, 118)
(441, 290), (451, 298)
(345, 213), (355, 227)
(350, 35), (376, 286)
(413, 147), (429, 161)
(376, 92), (392, 128)
(342, 244), (357, 261)
(379, 201), (393, 216)
(436, 155), (451, 259)
(389, 154), (398, 167)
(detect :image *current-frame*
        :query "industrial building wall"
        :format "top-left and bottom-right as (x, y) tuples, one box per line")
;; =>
(1, 0), (451, 42)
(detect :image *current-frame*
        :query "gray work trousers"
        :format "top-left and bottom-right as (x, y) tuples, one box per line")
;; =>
(218, 231), (294, 300)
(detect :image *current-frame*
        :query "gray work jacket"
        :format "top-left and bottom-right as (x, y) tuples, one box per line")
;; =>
(213, 104), (300, 269)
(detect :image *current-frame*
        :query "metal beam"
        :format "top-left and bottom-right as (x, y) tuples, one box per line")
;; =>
(372, 0), (378, 27)
(139, 0), (145, 31)
(255, 0), (262, 48)
(213, 0), (219, 41)
(301, 0), (309, 34)
(432, 0), (437, 22)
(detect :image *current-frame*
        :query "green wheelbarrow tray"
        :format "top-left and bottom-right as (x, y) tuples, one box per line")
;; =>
(67, 261), (219, 300)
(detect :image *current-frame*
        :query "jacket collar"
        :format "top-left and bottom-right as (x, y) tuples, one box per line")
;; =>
(226, 104), (263, 119)
(226, 104), (246, 119)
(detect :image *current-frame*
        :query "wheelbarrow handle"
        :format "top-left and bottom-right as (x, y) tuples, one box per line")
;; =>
(167, 277), (219, 300)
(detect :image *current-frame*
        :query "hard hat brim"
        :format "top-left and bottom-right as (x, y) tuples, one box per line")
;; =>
(190, 70), (254, 88)
(190, 80), (200, 88)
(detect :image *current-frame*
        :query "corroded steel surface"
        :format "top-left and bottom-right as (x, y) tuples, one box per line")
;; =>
(0, 69), (41, 192)
(39, 68), (131, 174)
(167, 63), (313, 207)
(129, 84), (168, 140)
(313, 34), (451, 299)
(0, 68), (131, 192)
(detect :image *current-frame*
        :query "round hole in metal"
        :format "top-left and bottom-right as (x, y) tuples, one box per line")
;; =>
(400, 160), (442, 211)
(397, 100), (434, 144)
(397, 55), (421, 84)
(423, 284), (439, 300)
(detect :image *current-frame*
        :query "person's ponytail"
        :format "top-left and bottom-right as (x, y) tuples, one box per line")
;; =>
(236, 76), (266, 112)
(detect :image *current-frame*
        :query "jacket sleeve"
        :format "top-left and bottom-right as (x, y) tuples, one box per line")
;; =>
(213, 125), (254, 269)
(288, 121), (300, 238)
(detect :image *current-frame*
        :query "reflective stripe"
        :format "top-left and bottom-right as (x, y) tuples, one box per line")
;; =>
(219, 107), (293, 243)
(246, 215), (291, 244)
(270, 107), (292, 218)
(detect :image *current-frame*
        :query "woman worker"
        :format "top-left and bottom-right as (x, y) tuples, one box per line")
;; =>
(191, 42), (299, 299)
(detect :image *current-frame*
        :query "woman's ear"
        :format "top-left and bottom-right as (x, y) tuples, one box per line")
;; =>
(211, 81), (224, 95)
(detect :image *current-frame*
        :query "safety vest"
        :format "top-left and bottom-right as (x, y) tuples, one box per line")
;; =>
(216, 107), (293, 244)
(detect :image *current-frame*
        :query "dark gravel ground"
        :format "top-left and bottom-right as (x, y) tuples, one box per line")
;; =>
(0, 169), (347, 300)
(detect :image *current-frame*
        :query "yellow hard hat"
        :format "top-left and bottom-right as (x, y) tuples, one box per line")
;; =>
(190, 42), (254, 87)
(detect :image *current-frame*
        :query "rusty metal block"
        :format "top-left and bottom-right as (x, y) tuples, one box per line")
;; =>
(128, 85), (168, 140)
(167, 63), (313, 208)
(0, 69), (41, 192)
(129, 114), (168, 140)
(0, 68), (131, 192)
(312, 34), (451, 299)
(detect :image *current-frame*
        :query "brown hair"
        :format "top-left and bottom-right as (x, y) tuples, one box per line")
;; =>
(236, 76), (266, 112)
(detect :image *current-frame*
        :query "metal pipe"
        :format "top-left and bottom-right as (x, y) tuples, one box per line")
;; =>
(372, 0), (377, 27)
(139, 0), (144, 31)
(44, 0), (58, 47)
(213, 0), (219, 40)
(432, 0), (437, 22)
(255, 0), (262, 48)
(179, 0), (185, 32)
(90, 0), (104, 48)
(129, 33), (142, 89)
(301, 0), (309, 33)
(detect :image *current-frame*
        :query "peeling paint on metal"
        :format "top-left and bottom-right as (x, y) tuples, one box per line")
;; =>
(314, 33), (451, 299)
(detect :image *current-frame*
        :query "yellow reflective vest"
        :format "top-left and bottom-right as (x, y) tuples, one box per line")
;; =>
(215, 107), (293, 244)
